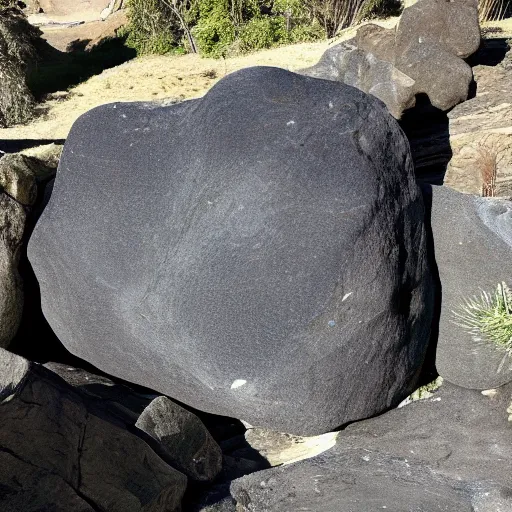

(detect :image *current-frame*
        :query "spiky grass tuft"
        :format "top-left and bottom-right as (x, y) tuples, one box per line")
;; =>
(453, 282), (512, 362)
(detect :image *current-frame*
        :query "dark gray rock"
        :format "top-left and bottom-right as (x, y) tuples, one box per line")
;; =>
(300, 0), (480, 118)
(231, 381), (512, 511)
(29, 66), (434, 435)
(46, 362), (223, 482)
(136, 396), (223, 482)
(425, 185), (512, 388)
(0, 348), (187, 511)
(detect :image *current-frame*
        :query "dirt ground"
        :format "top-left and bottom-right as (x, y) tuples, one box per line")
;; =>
(0, 19), (398, 142)
(1, 17), (510, 143)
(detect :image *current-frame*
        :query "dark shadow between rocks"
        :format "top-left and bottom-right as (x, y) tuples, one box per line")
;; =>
(183, 431), (271, 512)
(416, 183), (442, 386)
(0, 139), (66, 154)
(467, 36), (511, 67)
(399, 94), (452, 185)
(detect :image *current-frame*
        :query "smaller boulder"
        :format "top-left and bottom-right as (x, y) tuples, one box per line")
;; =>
(231, 380), (512, 511)
(425, 185), (512, 389)
(136, 396), (223, 482)
(46, 362), (223, 482)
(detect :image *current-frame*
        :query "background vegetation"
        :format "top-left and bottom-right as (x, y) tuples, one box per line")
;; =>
(124, 0), (402, 57)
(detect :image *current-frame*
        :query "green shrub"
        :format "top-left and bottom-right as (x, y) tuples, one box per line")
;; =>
(288, 22), (324, 43)
(124, 0), (184, 55)
(238, 16), (287, 52)
(192, 0), (236, 57)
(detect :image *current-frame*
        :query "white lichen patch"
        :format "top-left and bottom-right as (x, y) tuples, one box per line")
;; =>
(342, 292), (352, 302)
(230, 379), (247, 389)
(286, 120), (295, 126)
(481, 389), (498, 398)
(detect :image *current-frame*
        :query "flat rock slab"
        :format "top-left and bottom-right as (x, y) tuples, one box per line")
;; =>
(231, 381), (512, 511)
(0, 348), (187, 511)
(29, 66), (433, 435)
(425, 185), (512, 388)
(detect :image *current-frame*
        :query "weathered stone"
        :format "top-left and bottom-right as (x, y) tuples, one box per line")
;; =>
(0, 193), (25, 348)
(424, 185), (512, 388)
(29, 66), (434, 435)
(445, 48), (512, 197)
(300, 0), (480, 118)
(241, 428), (338, 467)
(231, 381), (512, 511)
(21, 143), (63, 178)
(394, 0), (480, 59)
(136, 396), (223, 482)
(300, 36), (416, 119)
(0, 348), (187, 511)
(0, 153), (38, 206)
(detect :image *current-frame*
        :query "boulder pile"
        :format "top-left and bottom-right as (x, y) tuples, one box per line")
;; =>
(300, 0), (480, 119)
(1, 0), (511, 509)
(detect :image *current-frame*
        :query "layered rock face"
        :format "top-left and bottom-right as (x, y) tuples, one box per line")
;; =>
(29, 66), (434, 435)
(445, 45), (512, 197)
(300, 0), (480, 119)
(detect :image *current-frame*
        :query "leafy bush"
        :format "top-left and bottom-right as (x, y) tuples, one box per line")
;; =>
(0, 7), (39, 126)
(192, 0), (237, 57)
(238, 16), (287, 52)
(125, 0), (190, 55)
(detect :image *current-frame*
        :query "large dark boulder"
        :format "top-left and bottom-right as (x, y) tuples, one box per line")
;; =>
(231, 380), (512, 511)
(29, 66), (434, 435)
(300, 0), (480, 119)
(424, 185), (512, 389)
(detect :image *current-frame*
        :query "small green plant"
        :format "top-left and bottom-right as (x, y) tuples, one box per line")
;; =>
(453, 282), (512, 363)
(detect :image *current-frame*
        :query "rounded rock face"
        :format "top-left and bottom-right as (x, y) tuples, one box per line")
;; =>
(28, 67), (433, 435)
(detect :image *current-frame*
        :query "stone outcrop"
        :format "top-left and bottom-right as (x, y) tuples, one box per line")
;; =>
(0, 148), (60, 349)
(231, 381), (512, 511)
(0, 348), (187, 511)
(300, 0), (480, 119)
(29, 66), (434, 435)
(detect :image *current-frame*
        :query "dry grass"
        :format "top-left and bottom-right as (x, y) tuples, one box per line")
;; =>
(476, 144), (499, 197)
(0, 17), (399, 141)
(474, 135), (512, 197)
(479, 0), (510, 23)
